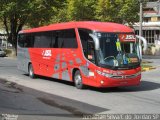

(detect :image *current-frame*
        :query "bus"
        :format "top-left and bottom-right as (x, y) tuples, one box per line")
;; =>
(17, 21), (142, 89)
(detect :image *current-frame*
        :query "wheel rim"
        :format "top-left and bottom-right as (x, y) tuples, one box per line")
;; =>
(75, 74), (82, 86)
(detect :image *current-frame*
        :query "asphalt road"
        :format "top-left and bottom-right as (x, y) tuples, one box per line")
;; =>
(0, 57), (160, 119)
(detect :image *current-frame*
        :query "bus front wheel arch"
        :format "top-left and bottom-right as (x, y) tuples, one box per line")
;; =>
(73, 69), (85, 89)
(28, 63), (36, 78)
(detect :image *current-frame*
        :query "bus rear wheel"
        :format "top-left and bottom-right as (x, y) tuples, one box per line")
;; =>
(28, 64), (35, 78)
(74, 70), (84, 89)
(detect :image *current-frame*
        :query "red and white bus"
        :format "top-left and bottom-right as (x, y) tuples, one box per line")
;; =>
(17, 21), (141, 89)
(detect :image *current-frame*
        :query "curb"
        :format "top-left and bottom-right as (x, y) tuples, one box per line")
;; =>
(3, 57), (17, 60)
(142, 67), (156, 72)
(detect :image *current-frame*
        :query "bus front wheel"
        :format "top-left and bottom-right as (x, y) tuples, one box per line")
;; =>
(28, 64), (35, 78)
(74, 70), (84, 89)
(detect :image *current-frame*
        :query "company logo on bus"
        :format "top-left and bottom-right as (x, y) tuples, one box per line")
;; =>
(119, 34), (136, 42)
(42, 50), (52, 59)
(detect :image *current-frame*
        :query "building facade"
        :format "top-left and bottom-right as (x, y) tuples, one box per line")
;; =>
(0, 30), (7, 48)
(134, 0), (160, 55)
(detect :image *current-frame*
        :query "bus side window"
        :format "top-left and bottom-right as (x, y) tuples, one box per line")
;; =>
(18, 34), (25, 47)
(18, 34), (34, 48)
(78, 29), (89, 57)
(87, 40), (95, 63)
(51, 31), (57, 48)
(61, 29), (77, 48)
(56, 29), (78, 48)
(34, 32), (52, 48)
(24, 34), (33, 47)
(78, 29), (96, 63)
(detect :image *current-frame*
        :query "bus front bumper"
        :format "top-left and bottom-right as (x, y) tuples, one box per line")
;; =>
(98, 74), (141, 88)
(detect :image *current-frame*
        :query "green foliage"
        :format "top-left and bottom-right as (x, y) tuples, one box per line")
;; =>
(50, 0), (67, 23)
(0, 0), (140, 50)
(119, 0), (140, 24)
(0, 0), (61, 49)
(27, 0), (64, 27)
(95, 0), (139, 24)
(65, 0), (96, 21)
(4, 49), (12, 55)
(51, 0), (140, 24)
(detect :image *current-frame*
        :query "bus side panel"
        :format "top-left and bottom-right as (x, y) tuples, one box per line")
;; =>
(51, 48), (86, 82)
(17, 47), (31, 73)
(28, 48), (55, 77)
(28, 47), (87, 82)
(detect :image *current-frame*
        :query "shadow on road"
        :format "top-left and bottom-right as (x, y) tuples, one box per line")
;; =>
(0, 77), (108, 116)
(23, 74), (160, 93)
(23, 74), (75, 87)
(86, 81), (160, 93)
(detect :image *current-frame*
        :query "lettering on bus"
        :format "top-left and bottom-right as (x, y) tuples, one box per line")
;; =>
(42, 50), (52, 59)
(119, 34), (136, 42)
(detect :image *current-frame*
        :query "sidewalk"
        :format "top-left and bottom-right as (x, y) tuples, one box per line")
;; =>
(142, 55), (160, 71)
(3, 56), (17, 60)
(143, 55), (160, 59)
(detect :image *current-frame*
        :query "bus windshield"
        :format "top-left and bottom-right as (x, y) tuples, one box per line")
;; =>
(95, 33), (140, 69)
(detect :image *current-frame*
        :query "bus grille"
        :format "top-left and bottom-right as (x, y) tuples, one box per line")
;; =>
(111, 75), (123, 79)
(110, 72), (140, 79)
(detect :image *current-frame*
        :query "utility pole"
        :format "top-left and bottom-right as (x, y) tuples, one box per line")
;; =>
(139, 0), (143, 37)
(139, 0), (143, 60)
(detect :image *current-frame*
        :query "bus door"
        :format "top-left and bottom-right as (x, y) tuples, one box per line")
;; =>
(87, 40), (96, 64)
(78, 29), (97, 80)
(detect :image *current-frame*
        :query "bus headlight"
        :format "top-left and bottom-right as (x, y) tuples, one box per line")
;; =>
(96, 70), (112, 78)
(100, 80), (104, 84)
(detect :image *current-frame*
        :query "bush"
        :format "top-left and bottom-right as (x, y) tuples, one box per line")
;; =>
(4, 49), (12, 55)
(3, 49), (16, 57)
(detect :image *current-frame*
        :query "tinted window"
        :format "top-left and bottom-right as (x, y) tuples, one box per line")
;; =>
(78, 29), (90, 50)
(78, 29), (92, 57)
(24, 34), (34, 47)
(51, 31), (57, 48)
(18, 34), (25, 47)
(18, 29), (77, 48)
(56, 29), (78, 48)
(18, 34), (34, 48)
(34, 32), (52, 48)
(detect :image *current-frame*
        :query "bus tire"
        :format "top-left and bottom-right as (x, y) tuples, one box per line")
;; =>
(74, 70), (84, 89)
(28, 64), (35, 78)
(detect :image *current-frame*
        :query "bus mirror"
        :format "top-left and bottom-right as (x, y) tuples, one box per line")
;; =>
(89, 34), (100, 50)
(136, 35), (147, 60)
(136, 35), (147, 52)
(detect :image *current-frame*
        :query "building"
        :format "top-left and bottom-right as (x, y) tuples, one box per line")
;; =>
(134, 0), (160, 55)
(0, 29), (7, 48)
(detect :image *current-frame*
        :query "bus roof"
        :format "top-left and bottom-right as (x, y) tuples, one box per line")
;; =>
(21, 21), (134, 33)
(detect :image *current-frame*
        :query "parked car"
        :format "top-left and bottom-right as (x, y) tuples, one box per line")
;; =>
(0, 48), (6, 57)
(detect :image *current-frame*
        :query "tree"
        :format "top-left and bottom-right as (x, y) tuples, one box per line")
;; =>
(118, 0), (140, 25)
(27, 0), (65, 27)
(0, 0), (141, 52)
(0, 0), (60, 50)
(95, 0), (139, 25)
(65, 0), (96, 21)
(50, 0), (67, 23)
